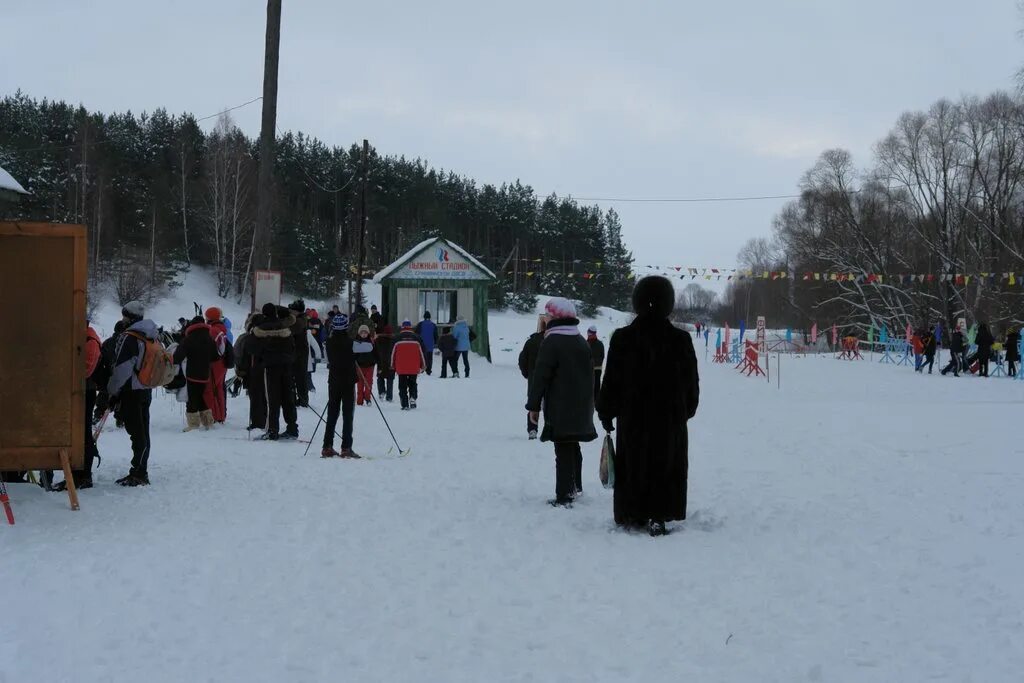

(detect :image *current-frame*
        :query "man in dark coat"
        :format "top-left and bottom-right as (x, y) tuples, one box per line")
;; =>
(598, 276), (699, 536)
(375, 324), (396, 402)
(252, 304), (299, 440)
(322, 314), (361, 458)
(415, 311), (439, 375)
(518, 315), (546, 439)
(526, 297), (598, 507)
(586, 325), (605, 401)
(941, 326), (965, 377)
(1005, 327), (1020, 377)
(288, 300), (311, 407)
(918, 326), (936, 374)
(975, 323), (995, 377)
(237, 313), (267, 430)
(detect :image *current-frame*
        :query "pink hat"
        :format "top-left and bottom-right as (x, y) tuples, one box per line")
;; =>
(545, 297), (577, 319)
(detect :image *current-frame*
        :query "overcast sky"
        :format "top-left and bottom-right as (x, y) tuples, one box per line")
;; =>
(3, 1), (1021, 272)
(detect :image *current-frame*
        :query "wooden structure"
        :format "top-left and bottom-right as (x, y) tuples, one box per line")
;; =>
(0, 222), (85, 511)
(374, 238), (496, 356)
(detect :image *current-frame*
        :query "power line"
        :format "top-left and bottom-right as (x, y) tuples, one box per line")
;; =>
(568, 193), (803, 203)
(194, 96), (263, 123)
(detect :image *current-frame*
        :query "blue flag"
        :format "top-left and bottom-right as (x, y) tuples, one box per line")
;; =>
(935, 324), (942, 344)
(715, 329), (722, 348)
(785, 328), (792, 344)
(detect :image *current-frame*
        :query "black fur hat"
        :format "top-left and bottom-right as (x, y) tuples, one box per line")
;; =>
(632, 275), (675, 318)
(262, 302), (278, 318)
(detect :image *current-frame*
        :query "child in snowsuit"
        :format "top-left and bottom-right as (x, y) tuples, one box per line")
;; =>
(173, 316), (220, 430)
(354, 325), (376, 406)
(392, 320), (426, 409)
(204, 307), (230, 423)
(438, 326), (458, 378)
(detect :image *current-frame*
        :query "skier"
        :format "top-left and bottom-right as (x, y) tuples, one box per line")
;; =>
(322, 314), (361, 458)
(518, 315), (546, 439)
(95, 319), (126, 425)
(375, 323), (396, 402)
(173, 316), (220, 430)
(56, 322), (105, 491)
(526, 297), (597, 507)
(203, 307), (230, 423)
(392, 320), (426, 410)
(941, 326), (965, 377)
(586, 325), (605, 401)
(107, 301), (159, 486)
(976, 323), (995, 377)
(452, 315), (473, 378)
(918, 327), (936, 374)
(415, 311), (439, 375)
(598, 276), (700, 537)
(307, 310), (324, 355)
(1005, 327), (1020, 377)
(287, 301), (311, 407)
(237, 312), (267, 431)
(354, 324), (377, 406)
(438, 325), (458, 378)
(252, 303), (299, 440)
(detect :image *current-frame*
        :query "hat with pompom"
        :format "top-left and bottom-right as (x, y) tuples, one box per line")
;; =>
(332, 314), (350, 332)
(544, 297), (577, 319)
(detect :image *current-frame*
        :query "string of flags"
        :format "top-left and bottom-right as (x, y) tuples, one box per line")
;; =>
(502, 267), (1020, 285)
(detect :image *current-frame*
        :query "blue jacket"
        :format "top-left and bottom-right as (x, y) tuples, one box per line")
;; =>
(415, 319), (438, 351)
(452, 320), (471, 352)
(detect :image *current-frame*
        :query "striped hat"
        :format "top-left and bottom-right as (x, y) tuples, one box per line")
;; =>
(332, 314), (350, 331)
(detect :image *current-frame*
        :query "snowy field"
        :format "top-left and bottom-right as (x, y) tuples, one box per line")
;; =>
(4, 283), (1024, 681)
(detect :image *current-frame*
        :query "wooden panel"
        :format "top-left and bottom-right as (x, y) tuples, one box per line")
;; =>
(456, 288), (473, 322)
(0, 223), (85, 470)
(396, 288), (419, 326)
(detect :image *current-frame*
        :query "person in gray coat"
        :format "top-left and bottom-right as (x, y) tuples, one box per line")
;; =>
(526, 297), (598, 506)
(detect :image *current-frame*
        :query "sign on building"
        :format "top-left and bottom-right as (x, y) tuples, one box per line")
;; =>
(253, 270), (282, 312)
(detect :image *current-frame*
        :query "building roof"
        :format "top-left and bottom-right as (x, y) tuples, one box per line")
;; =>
(0, 165), (28, 195)
(374, 237), (496, 282)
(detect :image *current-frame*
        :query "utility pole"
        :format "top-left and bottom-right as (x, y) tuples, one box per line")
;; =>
(355, 139), (369, 305)
(254, 0), (282, 275)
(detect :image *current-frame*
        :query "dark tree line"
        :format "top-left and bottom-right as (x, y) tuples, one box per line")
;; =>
(0, 91), (634, 311)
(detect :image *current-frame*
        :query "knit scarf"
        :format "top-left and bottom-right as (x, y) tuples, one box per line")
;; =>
(545, 317), (581, 338)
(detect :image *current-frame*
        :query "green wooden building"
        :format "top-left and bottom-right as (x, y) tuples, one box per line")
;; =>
(374, 237), (496, 357)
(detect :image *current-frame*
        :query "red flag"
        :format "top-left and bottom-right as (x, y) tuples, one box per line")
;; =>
(811, 323), (818, 343)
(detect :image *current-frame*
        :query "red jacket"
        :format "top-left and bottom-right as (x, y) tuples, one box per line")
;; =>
(391, 329), (425, 375)
(85, 326), (102, 378)
(208, 320), (228, 357)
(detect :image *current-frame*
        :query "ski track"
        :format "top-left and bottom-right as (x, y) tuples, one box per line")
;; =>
(4, 313), (1024, 682)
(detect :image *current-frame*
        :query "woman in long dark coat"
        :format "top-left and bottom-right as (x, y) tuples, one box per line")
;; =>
(598, 276), (699, 536)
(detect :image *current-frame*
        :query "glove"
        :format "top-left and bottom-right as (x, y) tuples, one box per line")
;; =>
(601, 418), (614, 433)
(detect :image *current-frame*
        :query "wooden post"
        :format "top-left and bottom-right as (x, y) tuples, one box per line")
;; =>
(253, 0), (282, 279)
(58, 449), (80, 511)
(355, 139), (369, 305)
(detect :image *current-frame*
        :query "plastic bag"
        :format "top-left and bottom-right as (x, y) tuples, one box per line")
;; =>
(599, 433), (615, 489)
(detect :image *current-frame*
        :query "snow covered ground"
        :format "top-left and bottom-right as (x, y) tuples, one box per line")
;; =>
(4, 278), (1024, 682)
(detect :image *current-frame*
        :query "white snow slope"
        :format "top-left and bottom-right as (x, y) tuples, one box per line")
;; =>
(4, 276), (1024, 682)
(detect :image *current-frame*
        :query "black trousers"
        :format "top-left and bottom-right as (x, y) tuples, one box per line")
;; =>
(593, 369), (602, 401)
(323, 378), (354, 450)
(265, 365), (298, 435)
(553, 442), (583, 501)
(941, 356), (960, 375)
(186, 380), (208, 413)
(120, 389), (152, 475)
(398, 374), (418, 408)
(921, 355), (935, 373)
(247, 367), (267, 428)
(377, 373), (394, 400)
(293, 356), (310, 407)
(978, 354), (990, 377)
(423, 351), (434, 375)
(458, 351), (470, 377)
(1009, 360), (1018, 377)
(441, 356), (458, 377)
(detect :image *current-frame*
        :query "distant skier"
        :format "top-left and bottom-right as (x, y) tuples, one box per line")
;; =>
(392, 320), (426, 409)
(586, 325), (605, 401)
(518, 315), (546, 439)
(452, 315), (474, 378)
(941, 326), (965, 377)
(438, 326), (458, 378)
(917, 327), (936, 374)
(526, 298), (597, 507)
(203, 307), (230, 423)
(369, 304), (384, 332)
(322, 314), (361, 458)
(252, 304), (299, 440)
(354, 324), (377, 406)
(415, 311), (439, 375)
(1005, 327), (1020, 377)
(598, 276), (699, 536)
(107, 302), (159, 486)
(976, 323), (995, 377)
(375, 323), (396, 402)
(306, 325), (323, 394)
(173, 316), (220, 430)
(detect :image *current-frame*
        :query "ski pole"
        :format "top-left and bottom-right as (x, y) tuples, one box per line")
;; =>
(355, 361), (407, 454)
(1, 478), (14, 525)
(302, 401), (331, 457)
(93, 409), (111, 443)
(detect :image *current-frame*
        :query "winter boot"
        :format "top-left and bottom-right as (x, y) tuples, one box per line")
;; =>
(340, 448), (362, 459)
(410, 398), (417, 409)
(547, 497), (573, 508)
(281, 425), (300, 440)
(183, 412), (202, 432)
(199, 410), (215, 430)
(648, 520), (668, 537)
(321, 447), (339, 458)
(116, 470), (149, 487)
(528, 430), (538, 440)
(258, 431), (279, 441)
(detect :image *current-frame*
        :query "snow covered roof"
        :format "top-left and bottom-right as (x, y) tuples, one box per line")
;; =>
(374, 237), (496, 282)
(0, 165), (28, 195)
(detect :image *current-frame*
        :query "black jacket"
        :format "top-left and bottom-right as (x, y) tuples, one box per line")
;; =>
(1006, 331), (1021, 362)
(518, 332), (543, 379)
(438, 332), (457, 358)
(376, 332), (396, 376)
(326, 332), (357, 384)
(526, 318), (598, 444)
(949, 331), (965, 353)
(924, 333), (937, 356)
(172, 322), (219, 382)
(354, 336), (377, 368)
(290, 312), (310, 366)
(587, 337), (605, 369)
(598, 314), (699, 525)
(252, 311), (296, 368)
(975, 327), (995, 358)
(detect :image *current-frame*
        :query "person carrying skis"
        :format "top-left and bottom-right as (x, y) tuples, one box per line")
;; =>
(587, 325), (605, 401)
(526, 297), (597, 507)
(354, 324), (377, 406)
(415, 311), (439, 375)
(203, 307), (230, 423)
(56, 322), (105, 491)
(173, 316), (220, 430)
(452, 315), (473, 378)
(518, 315), (546, 439)
(252, 304), (299, 440)
(392, 320), (426, 410)
(438, 326), (458, 378)
(322, 314), (361, 458)
(941, 326), (965, 377)
(375, 323), (396, 402)
(107, 302), (160, 486)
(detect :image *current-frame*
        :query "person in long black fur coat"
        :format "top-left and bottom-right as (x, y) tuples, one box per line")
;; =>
(597, 276), (700, 536)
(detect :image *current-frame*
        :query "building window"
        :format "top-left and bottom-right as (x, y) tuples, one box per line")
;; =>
(419, 290), (457, 324)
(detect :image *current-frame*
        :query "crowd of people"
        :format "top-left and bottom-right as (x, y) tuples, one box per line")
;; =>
(909, 322), (1015, 378)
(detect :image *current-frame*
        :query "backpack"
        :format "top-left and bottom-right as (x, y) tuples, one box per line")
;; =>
(126, 332), (178, 388)
(222, 338), (236, 370)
